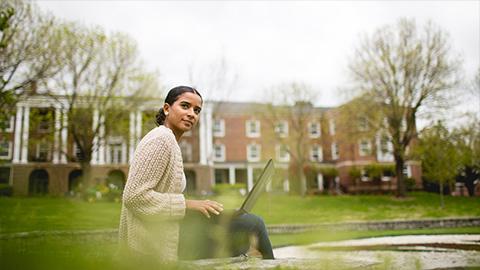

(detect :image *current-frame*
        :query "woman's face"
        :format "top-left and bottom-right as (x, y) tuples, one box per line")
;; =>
(163, 92), (202, 135)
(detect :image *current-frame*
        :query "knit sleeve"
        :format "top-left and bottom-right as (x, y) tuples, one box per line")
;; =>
(122, 135), (185, 221)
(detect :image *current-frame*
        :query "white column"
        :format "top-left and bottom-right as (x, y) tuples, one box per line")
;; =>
(53, 107), (61, 164)
(13, 106), (23, 163)
(60, 109), (68, 163)
(91, 110), (99, 165)
(199, 108), (207, 165)
(129, 112), (135, 163)
(283, 178), (290, 192)
(20, 106), (30, 163)
(121, 142), (127, 164)
(105, 143), (111, 165)
(98, 114), (105, 165)
(199, 102), (214, 166)
(135, 111), (142, 144)
(205, 104), (213, 166)
(317, 173), (324, 192)
(247, 166), (254, 192)
(228, 166), (236, 185)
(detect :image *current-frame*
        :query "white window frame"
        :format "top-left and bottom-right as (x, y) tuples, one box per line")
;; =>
(72, 142), (83, 161)
(331, 142), (339, 160)
(358, 117), (369, 132)
(377, 133), (394, 162)
(274, 121), (288, 138)
(275, 144), (290, 162)
(3, 116), (14, 133)
(0, 140), (12, 159)
(329, 119), (336, 136)
(109, 143), (123, 164)
(359, 139), (372, 156)
(246, 120), (261, 138)
(310, 144), (323, 162)
(36, 141), (51, 160)
(247, 143), (261, 162)
(213, 144), (226, 162)
(308, 121), (321, 138)
(213, 119), (225, 137)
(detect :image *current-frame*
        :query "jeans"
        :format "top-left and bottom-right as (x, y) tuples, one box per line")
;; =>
(229, 213), (274, 259)
(178, 211), (274, 260)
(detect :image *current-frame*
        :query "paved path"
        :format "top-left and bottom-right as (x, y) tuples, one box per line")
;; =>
(273, 234), (480, 269)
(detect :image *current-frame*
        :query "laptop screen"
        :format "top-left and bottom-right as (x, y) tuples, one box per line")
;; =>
(239, 159), (275, 213)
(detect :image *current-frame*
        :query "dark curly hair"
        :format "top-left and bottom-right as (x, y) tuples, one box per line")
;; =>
(156, 86), (203, 126)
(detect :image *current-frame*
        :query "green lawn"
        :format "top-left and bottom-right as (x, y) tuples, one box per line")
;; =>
(1, 192), (479, 233)
(1, 192), (479, 270)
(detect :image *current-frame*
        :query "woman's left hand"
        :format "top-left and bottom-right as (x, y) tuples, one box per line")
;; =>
(185, 199), (224, 218)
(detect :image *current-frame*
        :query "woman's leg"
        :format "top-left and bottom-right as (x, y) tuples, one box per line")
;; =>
(228, 213), (274, 259)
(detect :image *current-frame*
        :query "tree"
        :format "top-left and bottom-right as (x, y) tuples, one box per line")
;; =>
(0, 0), (61, 117)
(45, 22), (159, 187)
(416, 122), (460, 208)
(452, 116), (480, 196)
(263, 82), (319, 196)
(348, 18), (460, 197)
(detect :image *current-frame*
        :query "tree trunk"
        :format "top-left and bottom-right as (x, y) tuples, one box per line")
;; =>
(298, 164), (307, 197)
(439, 181), (445, 209)
(80, 161), (94, 188)
(395, 156), (407, 197)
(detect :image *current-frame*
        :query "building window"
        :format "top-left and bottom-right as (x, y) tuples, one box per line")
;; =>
(179, 141), (193, 162)
(213, 144), (226, 162)
(109, 143), (123, 164)
(276, 144), (290, 162)
(358, 116), (369, 132)
(361, 169), (370, 182)
(0, 140), (12, 159)
(213, 119), (225, 137)
(274, 121), (288, 138)
(35, 141), (51, 161)
(359, 139), (372, 156)
(1, 116), (14, 133)
(403, 165), (412, 178)
(247, 143), (261, 162)
(37, 109), (52, 133)
(246, 120), (260, 138)
(331, 142), (339, 160)
(310, 145), (323, 162)
(308, 122), (321, 138)
(329, 119), (336, 136)
(72, 143), (84, 161)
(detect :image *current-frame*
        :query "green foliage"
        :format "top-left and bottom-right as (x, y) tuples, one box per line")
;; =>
(405, 177), (416, 191)
(1, 192), (480, 234)
(416, 123), (461, 187)
(212, 183), (246, 196)
(317, 167), (339, 177)
(348, 167), (362, 179)
(0, 183), (12, 196)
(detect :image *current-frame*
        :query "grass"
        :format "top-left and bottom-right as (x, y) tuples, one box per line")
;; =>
(1, 192), (480, 233)
(0, 192), (479, 270)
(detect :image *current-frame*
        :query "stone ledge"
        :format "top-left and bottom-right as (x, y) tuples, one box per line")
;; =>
(1, 217), (479, 240)
(180, 257), (377, 270)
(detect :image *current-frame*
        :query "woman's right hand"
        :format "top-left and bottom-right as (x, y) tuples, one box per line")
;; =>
(185, 199), (224, 218)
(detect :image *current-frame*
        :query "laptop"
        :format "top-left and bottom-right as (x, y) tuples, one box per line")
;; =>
(178, 159), (275, 259)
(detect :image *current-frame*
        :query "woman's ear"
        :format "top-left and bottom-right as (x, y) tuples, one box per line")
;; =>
(163, 103), (170, 116)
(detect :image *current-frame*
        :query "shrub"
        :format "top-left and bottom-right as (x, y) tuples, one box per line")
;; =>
(212, 183), (246, 196)
(0, 184), (13, 197)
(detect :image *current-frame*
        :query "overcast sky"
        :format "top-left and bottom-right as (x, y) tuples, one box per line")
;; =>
(37, 0), (479, 109)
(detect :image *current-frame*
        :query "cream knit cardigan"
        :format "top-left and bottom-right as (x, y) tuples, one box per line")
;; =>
(119, 126), (186, 262)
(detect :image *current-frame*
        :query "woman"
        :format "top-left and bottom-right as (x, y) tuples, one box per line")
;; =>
(119, 86), (273, 263)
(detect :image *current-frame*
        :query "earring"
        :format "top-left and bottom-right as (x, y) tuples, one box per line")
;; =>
(164, 111), (169, 116)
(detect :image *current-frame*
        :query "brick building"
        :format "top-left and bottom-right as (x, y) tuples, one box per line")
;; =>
(0, 94), (422, 196)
